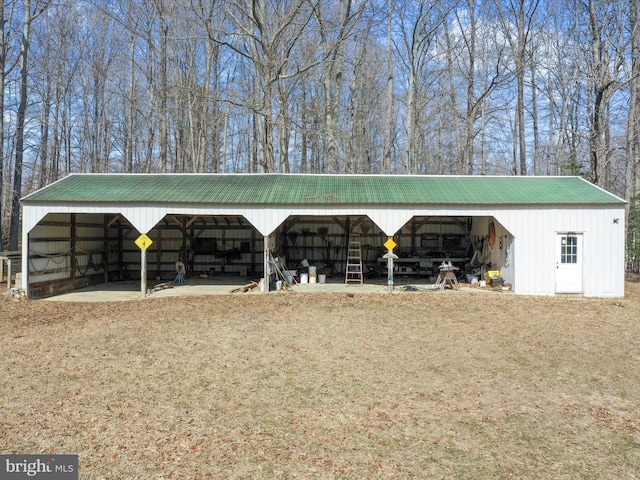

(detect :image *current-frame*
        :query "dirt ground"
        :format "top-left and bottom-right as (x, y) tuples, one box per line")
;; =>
(1, 281), (640, 479)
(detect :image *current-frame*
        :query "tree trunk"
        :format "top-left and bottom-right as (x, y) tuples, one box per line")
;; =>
(442, 20), (462, 174)
(494, 0), (538, 176)
(316, 0), (353, 174)
(382, 0), (393, 174)
(626, 0), (640, 210)
(516, 7), (527, 176)
(38, 79), (51, 188)
(10, 0), (35, 251)
(323, 58), (343, 173)
(159, 9), (168, 172)
(464, 0), (476, 174)
(51, 97), (61, 180)
(300, 84), (309, 173)
(530, 57), (540, 175)
(278, 82), (291, 173)
(125, 29), (135, 173)
(585, 0), (626, 187)
(0, 0), (6, 251)
(405, 53), (420, 175)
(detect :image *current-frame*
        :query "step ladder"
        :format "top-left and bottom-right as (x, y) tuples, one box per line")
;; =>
(345, 234), (364, 285)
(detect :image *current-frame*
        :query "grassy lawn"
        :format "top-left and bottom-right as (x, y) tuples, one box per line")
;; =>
(2, 284), (640, 479)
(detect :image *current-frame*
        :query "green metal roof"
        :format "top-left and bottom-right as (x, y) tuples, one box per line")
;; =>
(21, 174), (624, 206)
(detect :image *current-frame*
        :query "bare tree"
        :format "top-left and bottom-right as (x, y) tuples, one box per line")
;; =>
(0, 0), (13, 250)
(626, 0), (640, 204)
(9, 0), (49, 251)
(382, 0), (394, 174)
(494, 0), (541, 176)
(396, 1), (444, 174)
(535, 2), (586, 177)
(446, 0), (506, 175)
(31, 4), (85, 186)
(5, 0), (640, 204)
(190, 0), (228, 173)
(0, 1), (4, 250)
(149, 0), (170, 172)
(345, 9), (385, 173)
(313, 0), (366, 173)
(583, 0), (630, 188)
(219, 0), (317, 172)
(123, 0), (140, 173)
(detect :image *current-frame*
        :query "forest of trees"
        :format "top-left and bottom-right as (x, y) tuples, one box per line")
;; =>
(1, 0), (639, 261)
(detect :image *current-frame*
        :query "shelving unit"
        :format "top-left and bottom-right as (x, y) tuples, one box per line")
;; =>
(281, 217), (472, 281)
(283, 230), (387, 275)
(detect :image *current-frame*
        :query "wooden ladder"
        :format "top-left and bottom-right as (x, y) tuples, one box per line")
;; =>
(345, 234), (364, 285)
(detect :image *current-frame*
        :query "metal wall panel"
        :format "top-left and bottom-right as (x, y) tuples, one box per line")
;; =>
(28, 215), (71, 284)
(348, 204), (625, 297)
(485, 205), (625, 297)
(25, 213), (108, 286)
(22, 202), (626, 297)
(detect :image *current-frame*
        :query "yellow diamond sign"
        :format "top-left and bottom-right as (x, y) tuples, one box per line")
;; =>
(384, 238), (397, 251)
(135, 234), (153, 251)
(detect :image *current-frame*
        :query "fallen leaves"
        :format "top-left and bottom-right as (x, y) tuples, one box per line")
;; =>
(2, 287), (640, 478)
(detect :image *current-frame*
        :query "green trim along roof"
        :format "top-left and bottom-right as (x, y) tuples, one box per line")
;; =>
(21, 173), (624, 206)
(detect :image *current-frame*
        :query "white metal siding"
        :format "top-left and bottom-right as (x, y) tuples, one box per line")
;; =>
(359, 204), (625, 297)
(75, 215), (106, 280)
(490, 205), (625, 297)
(22, 202), (626, 297)
(29, 215), (71, 284)
(26, 213), (108, 286)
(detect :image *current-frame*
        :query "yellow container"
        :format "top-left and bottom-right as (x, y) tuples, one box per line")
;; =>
(485, 270), (501, 284)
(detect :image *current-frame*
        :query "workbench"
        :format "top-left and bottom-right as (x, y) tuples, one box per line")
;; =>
(377, 257), (466, 277)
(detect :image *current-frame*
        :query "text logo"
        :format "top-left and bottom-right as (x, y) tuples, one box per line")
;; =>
(1, 455), (77, 479)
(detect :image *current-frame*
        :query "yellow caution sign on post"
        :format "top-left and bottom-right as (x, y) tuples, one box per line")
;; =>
(135, 233), (153, 298)
(383, 238), (397, 251)
(383, 238), (398, 294)
(135, 234), (153, 251)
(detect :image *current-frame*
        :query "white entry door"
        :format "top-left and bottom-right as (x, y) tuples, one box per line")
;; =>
(555, 233), (583, 293)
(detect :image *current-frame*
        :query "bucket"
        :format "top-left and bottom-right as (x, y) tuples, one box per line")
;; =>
(300, 273), (309, 284)
(309, 266), (317, 275)
(318, 274), (326, 284)
(285, 274), (293, 285)
(275, 280), (282, 290)
(310, 275), (317, 284)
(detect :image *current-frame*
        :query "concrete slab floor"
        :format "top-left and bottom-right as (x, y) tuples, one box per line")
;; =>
(36, 276), (453, 302)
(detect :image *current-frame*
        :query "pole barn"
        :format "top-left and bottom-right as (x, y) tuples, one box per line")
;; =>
(20, 174), (626, 298)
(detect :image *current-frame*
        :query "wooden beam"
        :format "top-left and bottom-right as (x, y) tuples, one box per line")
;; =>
(283, 217), (300, 231)
(169, 215), (183, 228)
(332, 217), (347, 230)
(413, 216), (432, 231)
(449, 217), (469, 232)
(350, 216), (366, 231)
(70, 214), (77, 286)
(186, 216), (199, 228)
(107, 214), (121, 228)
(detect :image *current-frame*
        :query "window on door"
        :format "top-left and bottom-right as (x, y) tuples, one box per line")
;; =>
(560, 235), (578, 264)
